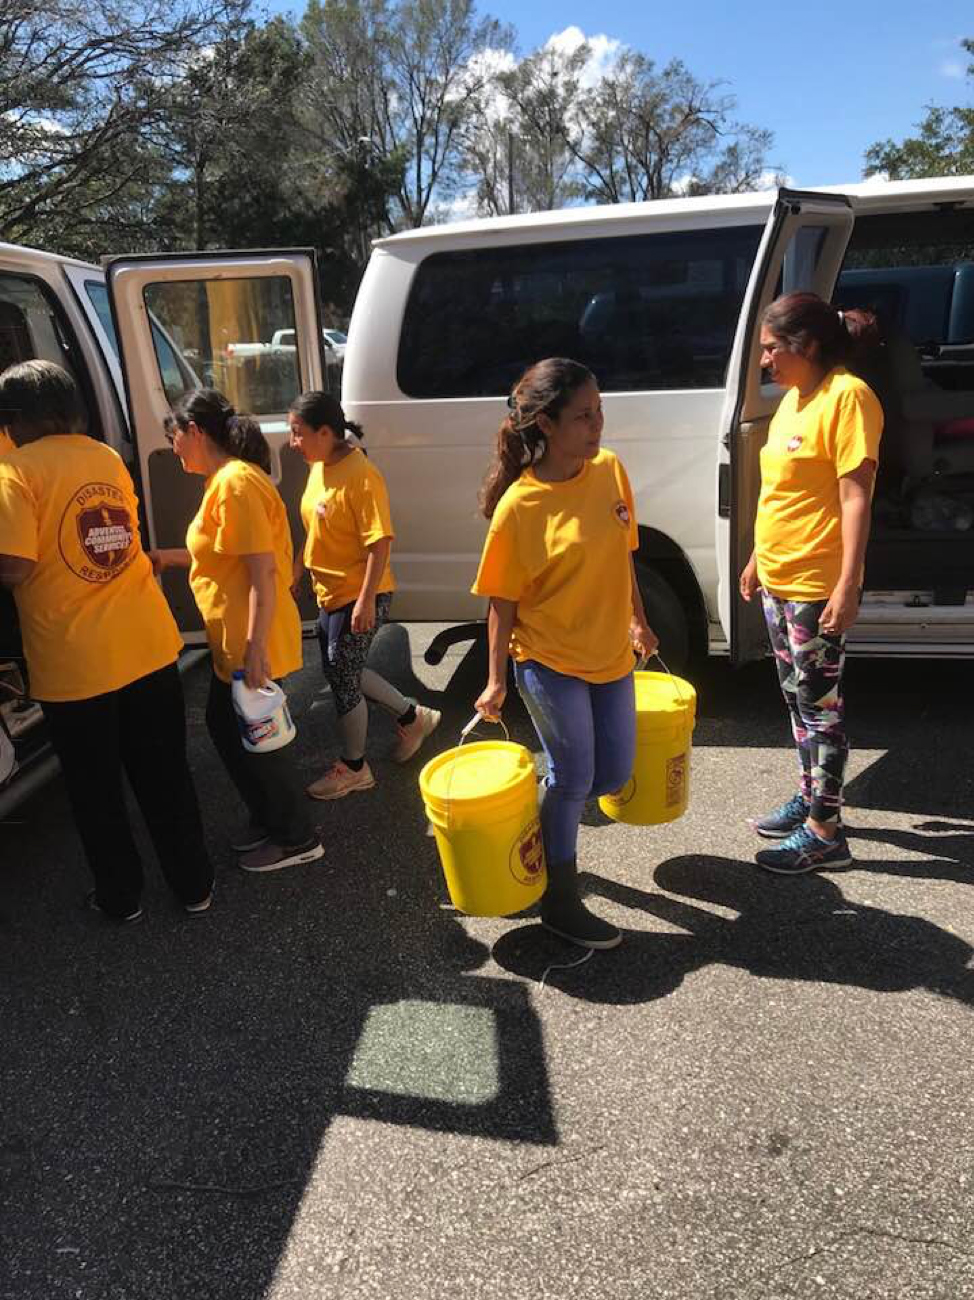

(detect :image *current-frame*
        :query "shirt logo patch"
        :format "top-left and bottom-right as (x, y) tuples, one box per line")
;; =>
(59, 482), (137, 584)
(613, 500), (631, 528)
(787, 435), (803, 453)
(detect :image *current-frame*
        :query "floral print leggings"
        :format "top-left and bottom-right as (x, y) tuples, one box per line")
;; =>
(761, 592), (848, 824)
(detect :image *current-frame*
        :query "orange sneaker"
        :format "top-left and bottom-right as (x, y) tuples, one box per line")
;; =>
(306, 760), (376, 801)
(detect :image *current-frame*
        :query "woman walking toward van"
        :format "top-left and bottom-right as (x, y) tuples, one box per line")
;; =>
(153, 389), (323, 873)
(741, 292), (883, 874)
(0, 360), (213, 921)
(473, 358), (656, 949)
(288, 391), (440, 800)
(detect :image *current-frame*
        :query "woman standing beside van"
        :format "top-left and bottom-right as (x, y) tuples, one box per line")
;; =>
(153, 389), (323, 873)
(741, 292), (883, 875)
(473, 358), (656, 950)
(0, 360), (213, 921)
(288, 391), (440, 800)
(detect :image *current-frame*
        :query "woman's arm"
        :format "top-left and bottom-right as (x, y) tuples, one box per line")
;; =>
(351, 536), (391, 633)
(739, 548), (759, 601)
(820, 460), (876, 636)
(242, 552), (277, 688)
(149, 547), (191, 575)
(475, 596), (517, 720)
(628, 554), (658, 659)
(0, 554), (34, 588)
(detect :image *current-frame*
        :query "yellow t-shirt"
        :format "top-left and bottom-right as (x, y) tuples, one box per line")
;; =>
(755, 368), (883, 600)
(300, 448), (395, 610)
(472, 449), (639, 683)
(0, 435), (182, 701)
(187, 459), (302, 683)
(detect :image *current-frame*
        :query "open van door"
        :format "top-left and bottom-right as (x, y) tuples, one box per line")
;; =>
(716, 190), (854, 664)
(105, 251), (325, 636)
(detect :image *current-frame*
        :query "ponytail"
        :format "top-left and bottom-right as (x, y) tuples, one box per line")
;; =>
(289, 390), (364, 443)
(763, 292), (883, 375)
(480, 357), (595, 520)
(167, 388), (270, 473)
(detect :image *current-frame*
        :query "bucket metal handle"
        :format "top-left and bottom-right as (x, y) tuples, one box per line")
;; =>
(442, 712), (512, 833)
(459, 711), (511, 745)
(634, 651), (691, 705)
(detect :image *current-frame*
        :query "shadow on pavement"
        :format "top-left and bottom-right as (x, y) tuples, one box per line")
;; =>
(491, 854), (974, 1008)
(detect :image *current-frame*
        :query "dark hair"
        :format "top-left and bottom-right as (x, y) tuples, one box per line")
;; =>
(0, 359), (88, 443)
(166, 388), (270, 474)
(762, 292), (882, 374)
(289, 390), (364, 443)
(480, 358), (596, 519)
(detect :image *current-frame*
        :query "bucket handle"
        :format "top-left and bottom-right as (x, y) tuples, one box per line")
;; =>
(634, 651), (691, 705)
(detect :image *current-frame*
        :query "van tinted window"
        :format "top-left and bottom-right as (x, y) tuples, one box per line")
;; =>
(398, 225), (763, 398)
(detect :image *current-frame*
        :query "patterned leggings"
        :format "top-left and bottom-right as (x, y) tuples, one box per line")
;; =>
(761, 592), (848, 824)
(317, 592), (393, 716)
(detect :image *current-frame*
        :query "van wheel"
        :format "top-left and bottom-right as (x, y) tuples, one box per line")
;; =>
(633, 562), (690, 674)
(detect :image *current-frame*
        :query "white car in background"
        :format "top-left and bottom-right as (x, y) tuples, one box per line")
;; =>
(323, 328), (347, 361)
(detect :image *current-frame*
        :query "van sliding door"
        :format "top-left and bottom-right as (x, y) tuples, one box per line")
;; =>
(105, 252), (325, 636)
(716, 189), (854, 665)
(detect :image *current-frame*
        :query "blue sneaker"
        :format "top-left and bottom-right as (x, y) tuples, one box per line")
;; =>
(752, 793), (810, 839)
(755, 824), (853, 874)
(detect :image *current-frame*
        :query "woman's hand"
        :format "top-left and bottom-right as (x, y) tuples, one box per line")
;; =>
(475, 680), (507, 722)
(148, 547), (189, 577)
(351, 593), (376, 634)
(243, 639), (272, 689)
(630, 617), (658, 660)
(290, 556), (306, 599)
(739, 554), (760, 602)
(820, 581), (859, 637)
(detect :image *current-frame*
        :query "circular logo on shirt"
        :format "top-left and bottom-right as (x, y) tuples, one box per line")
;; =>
(613, 500), (631, 528)
(787, 435), (803, 453)
(59, 482), (137, 584)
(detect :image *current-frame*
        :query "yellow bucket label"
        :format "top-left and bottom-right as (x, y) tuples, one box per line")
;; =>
(602, 775), (636, 808)
(666, 752), (687, 807)
(509, 819), (545, 887)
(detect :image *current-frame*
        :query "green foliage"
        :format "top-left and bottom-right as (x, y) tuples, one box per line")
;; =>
(865, 39), (974, 180)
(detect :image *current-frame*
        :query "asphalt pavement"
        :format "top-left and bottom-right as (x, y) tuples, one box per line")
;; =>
(2, 626), (973, 1300)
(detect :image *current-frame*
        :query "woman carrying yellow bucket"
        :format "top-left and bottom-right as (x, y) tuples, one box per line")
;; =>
(473, 358), (657, 950)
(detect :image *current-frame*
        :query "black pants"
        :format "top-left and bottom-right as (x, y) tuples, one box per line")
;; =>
(41, 661), (213, 918)
(205, 674), (313, 848)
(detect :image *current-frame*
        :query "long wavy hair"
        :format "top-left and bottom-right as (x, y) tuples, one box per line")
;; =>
(480, 358), (595, 520)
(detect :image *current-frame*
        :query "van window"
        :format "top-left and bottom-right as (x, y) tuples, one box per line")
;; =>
(142, 277), (303, 414)
(0, 273), (100, 438)
(398, 225), (763, 398)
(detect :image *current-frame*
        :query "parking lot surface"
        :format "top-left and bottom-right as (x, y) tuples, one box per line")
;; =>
(2, 626), (973, 1300)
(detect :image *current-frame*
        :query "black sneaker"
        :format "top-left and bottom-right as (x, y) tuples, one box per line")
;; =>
(541, 898), (622, 949)
(752, 793), (810, 840)
(85, 891), (143, 924)
(238, 838), (325, 873)
(755, 825), (853, 875)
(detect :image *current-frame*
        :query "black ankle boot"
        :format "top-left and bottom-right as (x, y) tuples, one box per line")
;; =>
(540, 856), (622, 949)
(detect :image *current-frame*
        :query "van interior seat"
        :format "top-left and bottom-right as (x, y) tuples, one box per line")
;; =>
(881, 328), (974, 477)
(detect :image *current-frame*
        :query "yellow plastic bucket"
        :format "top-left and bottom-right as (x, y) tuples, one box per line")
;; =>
(599, 670), (696, 826)
(419, 735), (547, 917)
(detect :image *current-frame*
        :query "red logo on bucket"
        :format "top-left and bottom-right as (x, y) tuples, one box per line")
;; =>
(666, 752), (687, 807)
(509, 819), (544, 887)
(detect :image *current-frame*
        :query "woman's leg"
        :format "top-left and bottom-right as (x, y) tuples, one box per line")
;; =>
(589, 672), (637, 800)
(41, 690), (144, 920)
(762, 591), (813, 803)
(119, 662), (214, 908)
(788, 599), (848, 831)
(205, 672), (270, 828)
(515, 660), (621, 949)
(308, 603), (377, 797)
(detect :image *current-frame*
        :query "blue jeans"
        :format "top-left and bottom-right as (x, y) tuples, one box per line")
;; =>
(515, 660), (636, 864)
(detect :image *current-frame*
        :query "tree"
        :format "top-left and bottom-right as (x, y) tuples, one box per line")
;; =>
(865, 40), (974, 179)
(568, 52), (777, 203)
(299, 0), (512, 230)
(0, 0), (244, 255)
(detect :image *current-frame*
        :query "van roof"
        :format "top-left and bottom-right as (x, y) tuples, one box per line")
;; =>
(373, 175), (974, 249)
(0, 240), (100, 274)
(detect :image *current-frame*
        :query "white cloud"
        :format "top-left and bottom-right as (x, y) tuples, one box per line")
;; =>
(545, 26), (624, 89)
(940, 58), (964, 79)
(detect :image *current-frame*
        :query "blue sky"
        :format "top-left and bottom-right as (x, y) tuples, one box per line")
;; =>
(273, 0), (973, 189)
(479, 0), (972, 186)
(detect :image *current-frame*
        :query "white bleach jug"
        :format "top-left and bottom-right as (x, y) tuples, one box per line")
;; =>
(231, 672), (296, 753)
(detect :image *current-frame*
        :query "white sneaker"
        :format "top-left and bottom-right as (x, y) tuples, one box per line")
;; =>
(306, 760), (376, 800)
(392, 706), (442, 763)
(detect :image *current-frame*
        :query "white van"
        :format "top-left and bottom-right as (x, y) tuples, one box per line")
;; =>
(1, 177), (973, 808)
